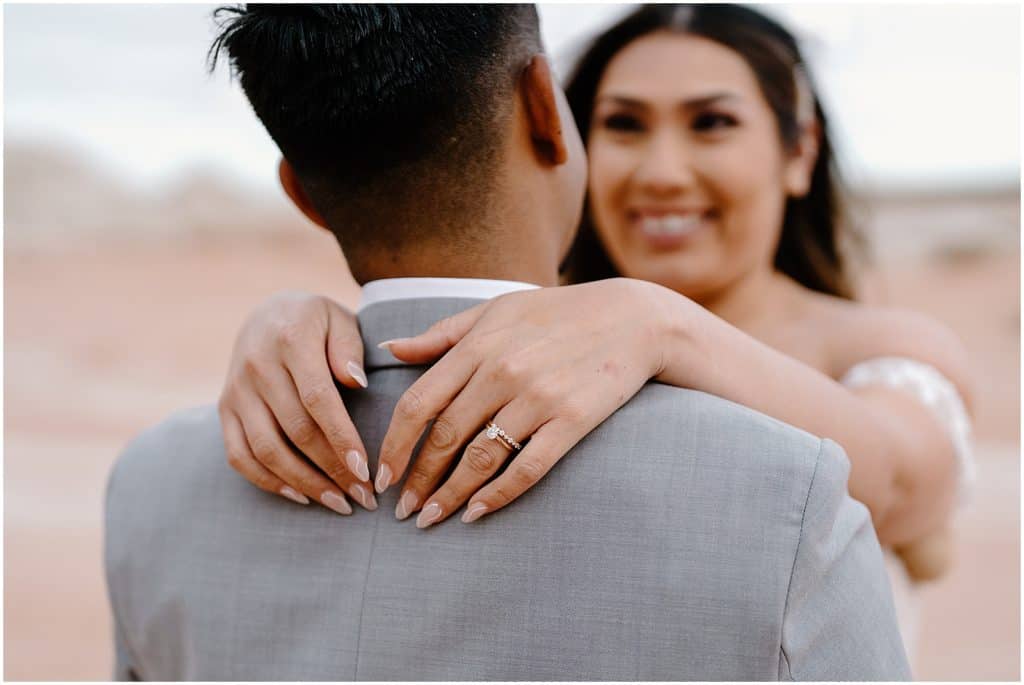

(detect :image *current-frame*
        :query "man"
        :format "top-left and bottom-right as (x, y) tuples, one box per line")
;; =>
(105, 5), (909, 680)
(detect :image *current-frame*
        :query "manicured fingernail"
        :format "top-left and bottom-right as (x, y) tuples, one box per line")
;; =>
(416, 502), (443, 529)
(321, 491), (352, 515)
(346, 361), (368, 388)
(280, 486), (309, 505)
(346, 450), (370, 482)
(377, 338), (408, 350)
(375, 463), (392, 493)
(461, 503), (489, 523)
(395, 490), (418, 520)
(350, 483), (378, 511)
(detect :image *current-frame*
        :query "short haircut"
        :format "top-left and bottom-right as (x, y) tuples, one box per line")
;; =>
(209, 4), (541, 258)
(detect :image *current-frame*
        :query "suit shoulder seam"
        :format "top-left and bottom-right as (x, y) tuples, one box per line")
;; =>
(778, 437), (825, 681)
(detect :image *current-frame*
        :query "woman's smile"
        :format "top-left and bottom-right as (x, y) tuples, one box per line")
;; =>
(629, 207), (716, 250)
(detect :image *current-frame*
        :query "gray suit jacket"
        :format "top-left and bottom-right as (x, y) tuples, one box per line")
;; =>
(105, 297), (909, 680)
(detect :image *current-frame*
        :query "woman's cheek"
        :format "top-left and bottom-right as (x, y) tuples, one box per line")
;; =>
(587, 143), (633, 235)
(696, 139), (764, 198)
(701, 139), (781, 224)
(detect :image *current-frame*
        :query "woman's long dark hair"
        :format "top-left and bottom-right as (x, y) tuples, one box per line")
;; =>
(561, 4), (861, 299)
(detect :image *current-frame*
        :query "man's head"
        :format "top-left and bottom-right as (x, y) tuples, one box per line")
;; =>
(210, 4), (586, 284)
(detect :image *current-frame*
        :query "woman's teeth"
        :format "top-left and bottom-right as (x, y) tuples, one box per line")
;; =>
(640, 214), (702, 237)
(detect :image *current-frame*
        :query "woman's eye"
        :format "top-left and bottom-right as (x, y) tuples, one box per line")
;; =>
(601, 113), (644, 133)
(692, 112), (737, 132)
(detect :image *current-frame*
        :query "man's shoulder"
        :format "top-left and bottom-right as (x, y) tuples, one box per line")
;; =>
(620, 382), (831, 475)
(629, 383), (864, 555)
(640, 380), (814, 427)
(114, 403), (223, 470)
(107, 404), (228, 515)
(105, 405), (229, 598)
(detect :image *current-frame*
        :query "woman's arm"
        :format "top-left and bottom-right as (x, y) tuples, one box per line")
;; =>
(380, 278), (964, 546)
(651, 287), (964, 545)
(218, 280), (966, 546)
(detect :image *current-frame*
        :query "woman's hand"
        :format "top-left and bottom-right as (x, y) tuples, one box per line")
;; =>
(374, 278), (686, 527)
(895, 525), (955, 582)
(218, 291), (378, 515)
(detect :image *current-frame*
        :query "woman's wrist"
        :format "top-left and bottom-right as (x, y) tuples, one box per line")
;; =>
(616, 278), (703, 385)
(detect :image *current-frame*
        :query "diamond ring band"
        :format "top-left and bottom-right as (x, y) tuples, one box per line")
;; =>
(485, 422), (522, 451)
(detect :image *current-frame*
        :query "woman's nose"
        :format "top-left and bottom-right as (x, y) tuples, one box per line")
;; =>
(632, 137), (696, 196)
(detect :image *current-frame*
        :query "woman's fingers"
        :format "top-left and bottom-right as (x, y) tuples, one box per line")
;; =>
(324, 299), (369, 390)
(460, 421), (572, 524)
(235, 397), (357, 515)
(377, 283), (668, 526)
(381, 302), (489, 365)
(220, 408), (289, 496)
(279, 329), (371, 485)
(412, 403), (541, 529)
(375, 352), (477, 493)
(256, 368), (378, 510)
(220, 291), (373, 500)
(391, 373), (507, 520)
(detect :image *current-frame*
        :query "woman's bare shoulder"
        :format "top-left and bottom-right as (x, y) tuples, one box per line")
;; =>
(806, 294), (973, 408)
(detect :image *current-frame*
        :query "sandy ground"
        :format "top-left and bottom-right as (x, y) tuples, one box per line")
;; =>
(4, 228), (1019, 680)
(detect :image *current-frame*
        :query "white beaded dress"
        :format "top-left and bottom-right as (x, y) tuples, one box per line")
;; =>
(839, 356), (975, 660)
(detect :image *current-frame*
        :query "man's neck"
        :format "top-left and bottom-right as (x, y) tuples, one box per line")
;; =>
(348, 221), (563, 287)
(355, 260), (556, 287)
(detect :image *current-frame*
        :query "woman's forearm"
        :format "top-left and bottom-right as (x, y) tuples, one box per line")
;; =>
(647, 284), (956, 543)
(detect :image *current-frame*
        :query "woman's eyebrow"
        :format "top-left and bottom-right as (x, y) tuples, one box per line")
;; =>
(595, 91), (742, 110)
(679, 92), (742, 109)
(594, 94), (648, 109)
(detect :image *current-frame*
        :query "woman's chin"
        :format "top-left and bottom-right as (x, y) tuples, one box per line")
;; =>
(618, 252), (721, 297)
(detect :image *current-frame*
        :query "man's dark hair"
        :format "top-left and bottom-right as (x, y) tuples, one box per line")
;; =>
(209, 4), (541, 259)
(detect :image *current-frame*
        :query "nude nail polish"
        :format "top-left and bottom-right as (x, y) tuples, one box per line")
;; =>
(461, 503), (489, 523)
(321, 491), (352, 515)
(280, 486), (309, 505)
(375, 463), (392, 493)
(416, 502), (443, 529)
(346, 450), (370, 482)
(350, 484), (378, 511)
(395, 490), (418, 520)
(346, 361), (368, 388)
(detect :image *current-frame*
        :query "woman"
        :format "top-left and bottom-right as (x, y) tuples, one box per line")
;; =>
(217, 4), (973, 656)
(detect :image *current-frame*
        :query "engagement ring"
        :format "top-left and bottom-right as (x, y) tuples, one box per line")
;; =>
(485, 422), (522, 451)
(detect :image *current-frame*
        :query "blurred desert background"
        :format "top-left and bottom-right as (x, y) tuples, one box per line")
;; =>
(4, 3), (1020, 681)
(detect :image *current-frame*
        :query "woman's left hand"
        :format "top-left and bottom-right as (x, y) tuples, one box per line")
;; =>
(374, 278), (690, 528)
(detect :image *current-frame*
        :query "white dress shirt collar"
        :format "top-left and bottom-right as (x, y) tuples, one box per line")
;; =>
(358, 277), (541, 311)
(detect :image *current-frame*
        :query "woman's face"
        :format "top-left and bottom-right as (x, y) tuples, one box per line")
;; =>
(587, 31), (812, 301)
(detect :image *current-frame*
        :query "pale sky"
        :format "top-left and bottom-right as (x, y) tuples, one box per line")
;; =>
(4, 3), (1019, 193)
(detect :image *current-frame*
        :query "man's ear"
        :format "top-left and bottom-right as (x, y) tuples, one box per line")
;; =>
(784, 119), (820, 198)
(520, 54), (569, 165)
(279, 159), (329, 229)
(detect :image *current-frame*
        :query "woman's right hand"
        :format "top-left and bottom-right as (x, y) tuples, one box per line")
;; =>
(217, 291), (377, 515)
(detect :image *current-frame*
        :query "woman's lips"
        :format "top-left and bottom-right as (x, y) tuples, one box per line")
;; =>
(630, 210), (712, 249)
